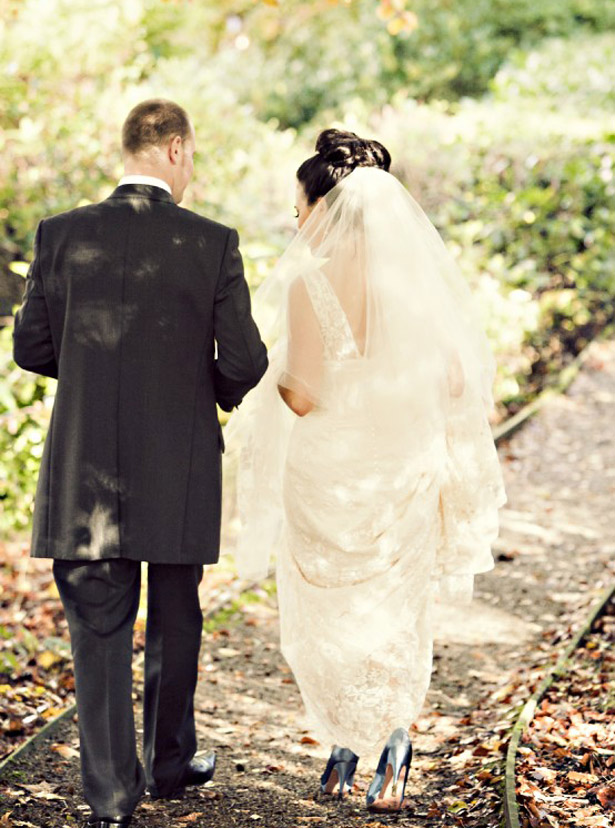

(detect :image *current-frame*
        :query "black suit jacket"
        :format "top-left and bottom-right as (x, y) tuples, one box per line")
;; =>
(13, 184), (268, 563)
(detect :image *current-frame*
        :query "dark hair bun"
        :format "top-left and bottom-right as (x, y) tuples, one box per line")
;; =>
(315, 129), (391, 173)
(296, 127), (392, 205)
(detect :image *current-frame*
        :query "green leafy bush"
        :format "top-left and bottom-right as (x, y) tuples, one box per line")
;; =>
(491, 32), (615, 116)
(229, 0), (615, 127)
(372, 36), (615, 414)
(0, 327), (55, 533)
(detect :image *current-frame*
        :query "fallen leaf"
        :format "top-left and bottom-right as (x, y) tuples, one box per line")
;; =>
(51, 743), (79, 760)
(596, 785), (615, 808)
(19, 783), (65, 801)
(37, 650), (62, 671)
(41, 706), (65, 720)
(566, 771), (598, 786)
(174, 813), (203, 825)
(447, 801), (469, 814)
(197, 790), (222, 800)
(530, 766), (557, 784)
(216, 647), (241, 658)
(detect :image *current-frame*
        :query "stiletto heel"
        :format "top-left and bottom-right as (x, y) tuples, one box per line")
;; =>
(320, 746), (359, 800)
(366, 728), (412, 811)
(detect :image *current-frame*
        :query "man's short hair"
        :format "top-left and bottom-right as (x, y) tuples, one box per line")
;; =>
(122, 99), (191, 155)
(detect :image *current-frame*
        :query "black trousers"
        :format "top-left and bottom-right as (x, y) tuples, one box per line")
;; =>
(53, 559), (204, 817)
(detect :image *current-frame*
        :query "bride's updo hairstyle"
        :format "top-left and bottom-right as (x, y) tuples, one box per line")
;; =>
(297, 128), (392, 205)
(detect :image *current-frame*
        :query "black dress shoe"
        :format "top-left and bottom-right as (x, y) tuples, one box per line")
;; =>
(148, 751), (216, 799)
(86, 815), (132, 828)
(181, 752), (217, 787)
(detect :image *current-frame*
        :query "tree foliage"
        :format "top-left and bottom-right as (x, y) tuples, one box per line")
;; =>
(220, 0), (615, 128)
(376, 33), (615, 406)
(1, 0), (614, 533)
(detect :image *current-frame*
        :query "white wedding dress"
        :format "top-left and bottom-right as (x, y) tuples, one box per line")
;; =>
(224, 168), (506, 760)
(278, 268), (441, 758)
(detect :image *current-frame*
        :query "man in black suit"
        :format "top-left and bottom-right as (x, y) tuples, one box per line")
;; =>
(13, 99), (268, 827)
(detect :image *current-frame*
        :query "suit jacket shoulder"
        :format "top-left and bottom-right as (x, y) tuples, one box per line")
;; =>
(42, 191), (236, 244)
(39, 202), (99, 233)
(173, 204), (235, 239)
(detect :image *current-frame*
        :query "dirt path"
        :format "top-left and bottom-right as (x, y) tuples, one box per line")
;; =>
(2, 338), (614, 828)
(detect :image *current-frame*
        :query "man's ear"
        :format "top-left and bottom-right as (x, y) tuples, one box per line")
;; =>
(169, 134), (182, 165)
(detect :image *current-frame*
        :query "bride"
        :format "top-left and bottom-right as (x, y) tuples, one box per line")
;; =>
(224, 129), (506, 810)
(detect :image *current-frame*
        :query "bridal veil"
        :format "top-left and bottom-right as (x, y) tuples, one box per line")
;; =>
(223, 166), (506, 605)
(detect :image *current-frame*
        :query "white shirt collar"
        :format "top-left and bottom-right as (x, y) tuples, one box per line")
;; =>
(118, 175), (172, 195)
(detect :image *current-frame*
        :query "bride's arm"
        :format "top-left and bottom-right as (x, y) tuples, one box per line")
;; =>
(278, 277), (322, 416)
(278, 384), (313, 416)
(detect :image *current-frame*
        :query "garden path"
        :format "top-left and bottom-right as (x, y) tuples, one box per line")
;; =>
(3, 338), (614, 828)
(176, 336), (615, 828)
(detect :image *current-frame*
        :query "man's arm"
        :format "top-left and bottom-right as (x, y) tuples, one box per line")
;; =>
(12, 221), (58, 378)
(213, 229), (268, 411)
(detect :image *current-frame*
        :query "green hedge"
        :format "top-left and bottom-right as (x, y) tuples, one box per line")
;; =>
(232, 0), (615, 128)
(0, 326), (54, 534)
(374, 34), (615, 412)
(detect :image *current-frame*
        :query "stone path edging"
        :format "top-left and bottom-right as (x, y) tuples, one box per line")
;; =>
(0, 702), (76, 781)
(502, 583), (615, 827)
(0, 584), (258, 783)
(492, 322), (615, 445)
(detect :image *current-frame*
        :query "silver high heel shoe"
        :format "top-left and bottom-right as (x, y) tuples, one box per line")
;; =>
(320, 745), (359, 800)
(366, 728), (412, 810)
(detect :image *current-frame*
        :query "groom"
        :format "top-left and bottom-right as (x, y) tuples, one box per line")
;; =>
(12, 99), (268, 827)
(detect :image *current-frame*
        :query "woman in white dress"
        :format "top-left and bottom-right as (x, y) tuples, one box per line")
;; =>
(224, 129), (506, 810)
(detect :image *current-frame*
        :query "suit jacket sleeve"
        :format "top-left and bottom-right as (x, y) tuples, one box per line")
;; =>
(12, 220), (59, 379)
(213, 229), (268, 411)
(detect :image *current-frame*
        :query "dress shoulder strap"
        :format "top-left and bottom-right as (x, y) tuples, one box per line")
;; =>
(302, 270), (360, 361)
